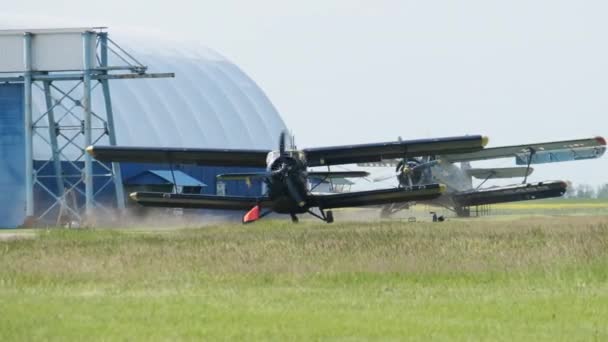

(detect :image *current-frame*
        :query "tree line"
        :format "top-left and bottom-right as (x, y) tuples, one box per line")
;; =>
(564, 183), (608, 199)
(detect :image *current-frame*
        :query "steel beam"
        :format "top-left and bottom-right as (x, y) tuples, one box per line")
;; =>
(83, 31), (94, 218)
(0, 73), (175, 83)
(99, 32), (126, 210)
(93, 73), (174, 80)
(42, 80), (65, 197)
(23, 33), (34, 218)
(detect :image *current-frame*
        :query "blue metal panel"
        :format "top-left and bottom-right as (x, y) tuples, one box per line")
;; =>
(0, 84), (25, 228)
(118, 163), (264, 197)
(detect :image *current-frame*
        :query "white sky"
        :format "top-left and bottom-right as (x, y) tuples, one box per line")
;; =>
(2, 1), (607, 186)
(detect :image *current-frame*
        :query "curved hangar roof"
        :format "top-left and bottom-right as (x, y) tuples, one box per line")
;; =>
(31, 38), (287, 159)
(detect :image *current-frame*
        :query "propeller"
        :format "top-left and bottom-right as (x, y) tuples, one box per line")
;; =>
(279, 130), (286, 156)
(272, 131), (307, 207)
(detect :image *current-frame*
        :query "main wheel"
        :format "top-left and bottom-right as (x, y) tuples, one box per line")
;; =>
(325, 210), (334, 224)
(290, 214), (299, 223)
(380, 206), (392, 219)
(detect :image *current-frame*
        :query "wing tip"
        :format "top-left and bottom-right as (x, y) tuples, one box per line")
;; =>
(481, 136), (490, 147)
(85, 145), (95, 157)
(438, 184), (447, 193)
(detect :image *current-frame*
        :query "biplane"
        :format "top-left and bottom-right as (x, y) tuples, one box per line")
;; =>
(87, 132), (488, 223)
(366, 137), (606, 217)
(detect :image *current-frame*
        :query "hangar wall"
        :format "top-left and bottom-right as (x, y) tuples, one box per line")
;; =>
(0, 84), (25, 227)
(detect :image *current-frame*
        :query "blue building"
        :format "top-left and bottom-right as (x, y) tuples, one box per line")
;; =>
(0, 35), (287, 227)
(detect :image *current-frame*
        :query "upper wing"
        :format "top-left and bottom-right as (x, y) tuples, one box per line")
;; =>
(303, 135), (487, 166)
(451, 181), (567, 207)
(86, 146), (270, 167)
(129, 192), (272, 210)
(309, 184), (445, 209)
(442, 137), (606, 164)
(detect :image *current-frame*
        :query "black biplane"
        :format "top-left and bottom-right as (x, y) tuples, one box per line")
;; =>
(365, 137), (606, 217)
(87, 132), (488, 223)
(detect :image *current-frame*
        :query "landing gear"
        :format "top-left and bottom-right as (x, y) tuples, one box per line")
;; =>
(290, 213), (299, 223)
(380, 205), (393, 218)
(325, 210), (334, 224)
(307, 208), (334, 223)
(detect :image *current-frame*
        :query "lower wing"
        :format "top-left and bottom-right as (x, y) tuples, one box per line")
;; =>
(129, 192), (272, 210)
(451, 181), (567, 207)
(310, 184), (445, 209)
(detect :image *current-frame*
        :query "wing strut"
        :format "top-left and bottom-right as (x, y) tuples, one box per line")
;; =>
(476, 170), (496, 190)
(522, 148), (536, 184)
(327, 165), (335, 192)
(168, 154), (178, 194)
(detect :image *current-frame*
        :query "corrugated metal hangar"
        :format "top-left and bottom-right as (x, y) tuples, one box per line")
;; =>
(0, 28), (287, 227)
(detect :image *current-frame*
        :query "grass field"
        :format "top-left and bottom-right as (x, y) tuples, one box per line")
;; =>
(1, 213), (608, 340)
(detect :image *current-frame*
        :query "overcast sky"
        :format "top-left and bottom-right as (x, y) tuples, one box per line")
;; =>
(2, 1), (607, 186)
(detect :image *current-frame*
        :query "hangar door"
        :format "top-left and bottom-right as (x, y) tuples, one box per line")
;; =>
(0, 84), (25, 228)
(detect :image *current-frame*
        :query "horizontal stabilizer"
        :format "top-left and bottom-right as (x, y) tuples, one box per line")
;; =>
(310, 184), (446, 209)
(515, 145), (605, 165)
(452, 181), (567, 207)
(129, 192), (273, 210)
(443, 137), (606, 164)
(87, 146), (269, 167)
(466, 167), (533, 179)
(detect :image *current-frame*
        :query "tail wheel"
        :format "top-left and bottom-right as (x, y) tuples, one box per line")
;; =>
(290, 213), (299, 223)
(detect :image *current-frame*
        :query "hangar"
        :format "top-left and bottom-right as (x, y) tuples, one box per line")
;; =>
(0, 28), (287, 227)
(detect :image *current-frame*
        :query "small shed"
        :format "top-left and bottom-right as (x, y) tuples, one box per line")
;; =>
(124, 170), (207, 195)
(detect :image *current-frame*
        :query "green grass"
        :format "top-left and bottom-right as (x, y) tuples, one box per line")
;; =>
(1, 216), (608, 340)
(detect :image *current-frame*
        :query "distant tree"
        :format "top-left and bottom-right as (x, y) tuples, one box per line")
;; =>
(576, 184), (596, 199)
(597, 184), (608, 199)
(564, 181), (576, 198)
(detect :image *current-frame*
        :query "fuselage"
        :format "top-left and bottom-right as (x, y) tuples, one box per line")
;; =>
(397, 158), (472, 193)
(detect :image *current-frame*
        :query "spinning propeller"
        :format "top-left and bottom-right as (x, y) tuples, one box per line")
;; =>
(271, 131), (307, 207)
(372, 158), (439, 185)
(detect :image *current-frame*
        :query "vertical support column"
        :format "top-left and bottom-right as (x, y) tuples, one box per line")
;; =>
(42, 80), (65, 197)
(82, 31), (95, 218)
(23, 33), (35, 219)
(99, 32), (126, 210)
